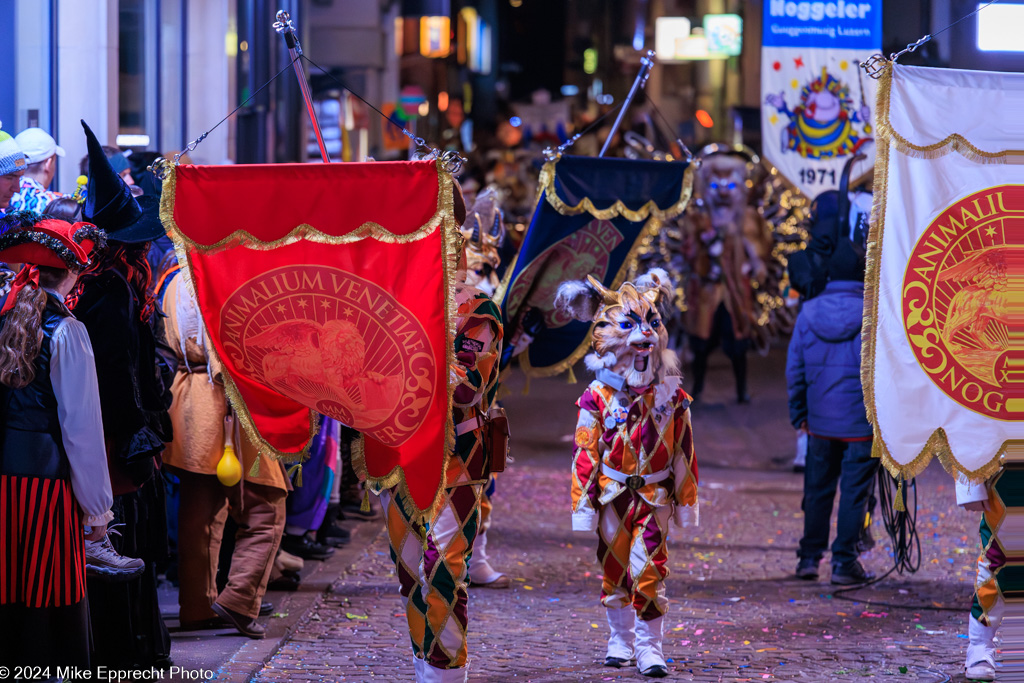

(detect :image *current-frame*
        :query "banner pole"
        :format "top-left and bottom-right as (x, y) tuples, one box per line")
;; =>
(599, 50), (656, 158)
(274, 10), (331, 163)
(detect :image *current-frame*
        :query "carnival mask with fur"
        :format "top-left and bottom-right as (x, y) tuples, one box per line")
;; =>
(700, 155), (750, 226)
(460, 187), (505, 296)
(555, 269), (679, 388)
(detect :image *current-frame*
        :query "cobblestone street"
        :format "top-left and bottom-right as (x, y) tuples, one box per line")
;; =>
(251, 350), (981, 682)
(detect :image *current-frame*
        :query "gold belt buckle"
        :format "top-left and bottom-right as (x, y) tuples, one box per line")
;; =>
(625, 474), (646, 490)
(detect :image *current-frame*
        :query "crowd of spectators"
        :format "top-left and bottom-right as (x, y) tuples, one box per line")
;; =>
(0, 122), (376, 670)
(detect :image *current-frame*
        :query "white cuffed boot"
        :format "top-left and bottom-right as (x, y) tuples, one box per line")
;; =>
(413, 657), (468, 683)
(965, 615), (997, 681)
(468, 529), (509, 588)
(604, 606), (636, 667)
(634, 615), (668, 678)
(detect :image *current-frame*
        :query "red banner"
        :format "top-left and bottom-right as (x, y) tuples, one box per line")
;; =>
(161, 160), (459, 515)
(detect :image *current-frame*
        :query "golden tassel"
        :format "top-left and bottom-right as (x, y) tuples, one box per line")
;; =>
(418, 521), (429, 552)
(361, 488), (371, 513)
(894, 477), (905, 512)
(567, 366), (577, 384)
(522, 375), (531, 395)
(248, 454), (261, 478)
(287, 463), (303, 487)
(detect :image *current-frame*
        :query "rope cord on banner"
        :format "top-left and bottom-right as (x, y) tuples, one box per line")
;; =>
(642, 93), (695, 164)
(299, 53), (464, 173)
(169, 56), (299, 169)
(862, 0), (1002, 77)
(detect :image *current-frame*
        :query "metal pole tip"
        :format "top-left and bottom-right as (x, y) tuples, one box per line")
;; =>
(276, 9), (290, 22)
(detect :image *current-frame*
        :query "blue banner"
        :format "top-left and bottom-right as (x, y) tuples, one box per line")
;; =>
(498, 155), (693, 376)
(762, 0), (882, 50)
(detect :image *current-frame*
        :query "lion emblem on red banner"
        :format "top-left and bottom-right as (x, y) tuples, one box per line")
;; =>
(220, 265), (435, 445)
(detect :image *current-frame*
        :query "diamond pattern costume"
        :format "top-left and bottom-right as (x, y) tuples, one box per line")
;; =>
(573, 376), (698, 619)
(556, 269), (698, 676)
(382, 291), (501, 680)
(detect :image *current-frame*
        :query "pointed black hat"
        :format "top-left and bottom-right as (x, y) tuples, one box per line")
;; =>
(81, 119), (164, 244)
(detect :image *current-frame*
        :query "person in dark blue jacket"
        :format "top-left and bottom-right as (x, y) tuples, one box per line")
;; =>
(786, 246), (878, 585)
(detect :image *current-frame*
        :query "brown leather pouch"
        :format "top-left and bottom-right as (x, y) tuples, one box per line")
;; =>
(484, 406), (511, 473)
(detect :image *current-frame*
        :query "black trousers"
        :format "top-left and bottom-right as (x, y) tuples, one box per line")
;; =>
(87, 475), (171, 668)
(0, 601), (90, 669)
(690, 302), (749, 399)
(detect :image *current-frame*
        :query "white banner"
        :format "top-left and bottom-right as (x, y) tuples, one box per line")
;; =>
(761, 1), (881, 197)
(865, 63), (1024, 481)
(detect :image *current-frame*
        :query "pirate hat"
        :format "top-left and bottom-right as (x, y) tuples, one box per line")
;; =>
(0, 216), (103, 270)
(81, 120), (164, 244)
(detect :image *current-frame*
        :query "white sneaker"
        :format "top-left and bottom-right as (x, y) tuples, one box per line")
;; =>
(85, 531), (145, 582)
(965, 660), (996, 681)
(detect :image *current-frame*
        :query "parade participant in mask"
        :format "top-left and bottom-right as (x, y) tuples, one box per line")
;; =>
(75, 119), (173, 669)
(380, 183), (504, 683)
(555, 269), (698, 678)
(0, 216), (112, 667)
(459, 187), (505, 298)
(685, 149), (770, 404)
(460, 187), (510, 589)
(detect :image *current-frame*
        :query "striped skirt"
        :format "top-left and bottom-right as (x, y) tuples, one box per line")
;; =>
(0, 474), (86, 608)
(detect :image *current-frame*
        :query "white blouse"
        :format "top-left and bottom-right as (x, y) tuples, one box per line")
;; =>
(49, 302), (114, 527)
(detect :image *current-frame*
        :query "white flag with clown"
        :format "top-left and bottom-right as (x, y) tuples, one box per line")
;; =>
(865, 62), (1024, 483)
(761, 0), (880, 197)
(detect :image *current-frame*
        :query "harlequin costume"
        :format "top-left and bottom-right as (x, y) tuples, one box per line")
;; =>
(957, 475), (1008, 681)
(0, 216), (112, 667)
(380, 282), (503, 682)
(460, 187), (511, 589)
(556, 269), (698, 678)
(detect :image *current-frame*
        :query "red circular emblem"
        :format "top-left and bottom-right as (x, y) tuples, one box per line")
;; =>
(902, 185), (1024, 420)
(220, 265), (435, 445)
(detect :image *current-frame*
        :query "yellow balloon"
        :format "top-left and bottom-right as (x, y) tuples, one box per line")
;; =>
(217, 445), (242, 486)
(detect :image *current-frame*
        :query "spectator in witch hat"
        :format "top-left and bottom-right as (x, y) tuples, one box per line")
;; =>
(0, 126), (29, 217)
(75, 119), (174, 669)
(9, 128), (66, 213)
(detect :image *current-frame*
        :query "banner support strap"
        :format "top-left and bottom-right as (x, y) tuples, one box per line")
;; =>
(599, 50), (656, 158)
